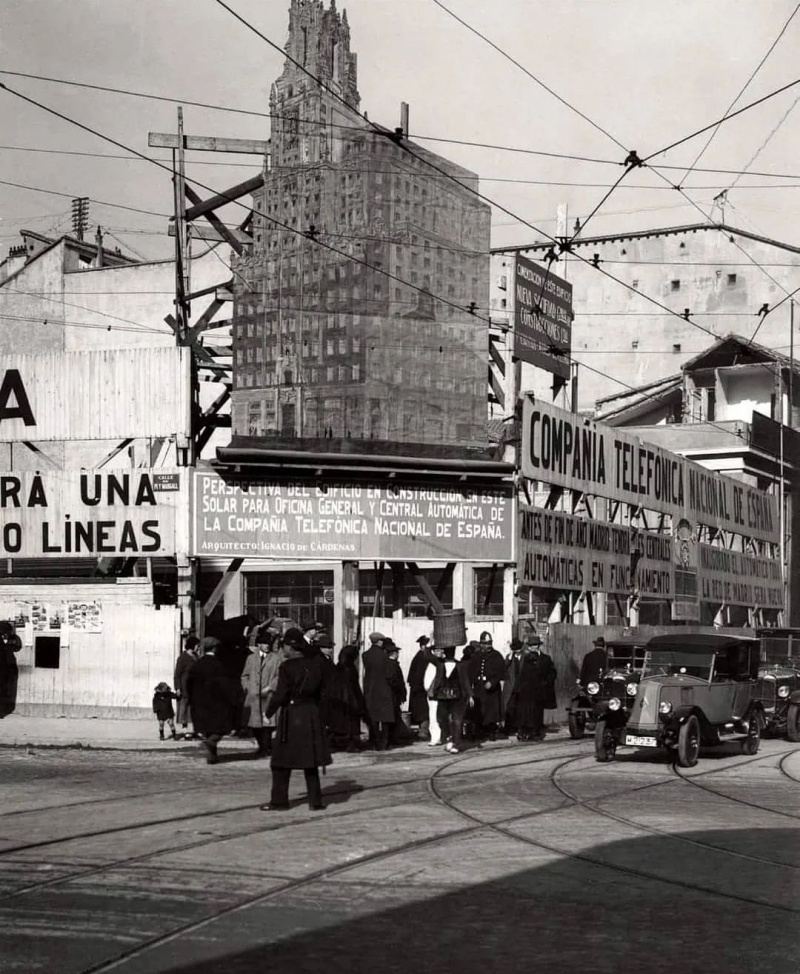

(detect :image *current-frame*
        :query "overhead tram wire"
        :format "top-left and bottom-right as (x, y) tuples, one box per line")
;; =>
(430, 0), (627, 152)
(0, 176), (170, 219)
(431, 4), (800, 366)
(0, 81), (498, 327)
(6, 69), (800, 180)
(642, 76), (800, 163)
(677, 3), (800, 186)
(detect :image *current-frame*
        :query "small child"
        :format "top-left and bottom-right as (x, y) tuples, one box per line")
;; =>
(152, 682), (178, 740)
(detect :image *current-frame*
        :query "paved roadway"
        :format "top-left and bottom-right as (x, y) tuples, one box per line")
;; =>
(1, 734), (798, 974)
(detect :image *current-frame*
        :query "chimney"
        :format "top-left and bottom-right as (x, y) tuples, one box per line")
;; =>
(400, 101), (409, 138)
(94, 226), (104, 268)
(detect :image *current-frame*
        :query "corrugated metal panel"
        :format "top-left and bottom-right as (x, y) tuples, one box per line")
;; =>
(0, 347), (190, 442)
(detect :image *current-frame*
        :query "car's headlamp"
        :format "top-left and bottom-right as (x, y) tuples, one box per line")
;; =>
(587, 682), (600, 695)
(778, 685), (790, 699)
(626, 682), (638, 696)
(608, 697), (621, 711)
(659, 701), (673, 715)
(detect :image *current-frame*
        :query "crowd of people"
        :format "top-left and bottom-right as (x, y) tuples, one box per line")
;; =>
(155, 621), (558, 810)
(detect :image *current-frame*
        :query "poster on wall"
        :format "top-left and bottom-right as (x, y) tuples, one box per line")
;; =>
(697, 545), (784, 610)
(66, 601), (103, 633)
(514, 256), (573, 379)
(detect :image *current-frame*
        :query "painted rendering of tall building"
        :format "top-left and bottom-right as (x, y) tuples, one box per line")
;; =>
(231, 0), (491, 446)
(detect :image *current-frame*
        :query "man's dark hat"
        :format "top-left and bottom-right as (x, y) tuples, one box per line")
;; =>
(416, 635), (430, 645)
(593, 636), (606, 647)
(282, 627), (309, 651)
(526, 633), (543, 647)
(314, 633), (334, 649)
(510, 638), (523, 651)
(184, 635), (199, 650)
(199, 636), (221, 653)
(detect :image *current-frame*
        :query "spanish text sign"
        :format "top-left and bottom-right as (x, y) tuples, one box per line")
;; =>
(192, 472), (513, 561)
(514, 255), (572, 379)
(518, 505), (673, 596)
(0, 469), (182, 557)
(698, 544), (784, 610)
(520, 397), (779, 544)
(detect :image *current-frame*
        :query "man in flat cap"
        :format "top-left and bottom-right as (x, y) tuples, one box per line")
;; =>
(362, 632), (395, 750)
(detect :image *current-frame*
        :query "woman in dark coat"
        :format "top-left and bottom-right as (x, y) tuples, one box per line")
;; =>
(186, 636), (239, 764)
(326, 644), (366, 751)
(174, 635), (199, 733)
(263, 628), (332, 811)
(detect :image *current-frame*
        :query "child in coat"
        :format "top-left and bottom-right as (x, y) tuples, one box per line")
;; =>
(152, 682), (178, 740)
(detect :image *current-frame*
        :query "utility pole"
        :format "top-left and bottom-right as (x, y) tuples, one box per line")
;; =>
(71, 197), (89, 241)
(172, 107), (191, 340)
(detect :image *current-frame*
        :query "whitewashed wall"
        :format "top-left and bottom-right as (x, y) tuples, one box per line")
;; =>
(2, 579), (178, 718)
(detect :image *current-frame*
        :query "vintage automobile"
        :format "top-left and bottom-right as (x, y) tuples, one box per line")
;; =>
(594, 633), (764, 767)
(567, 639), (646, 739)
(757, 661), (800, 739)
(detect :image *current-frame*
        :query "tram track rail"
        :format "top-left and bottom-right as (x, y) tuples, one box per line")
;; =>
(547, 745), (800, 872)
(427, 745), (800, 917)
(0, 739), (586, 903)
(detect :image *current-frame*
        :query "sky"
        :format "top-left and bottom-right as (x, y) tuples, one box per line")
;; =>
(1, 0), (799, 264)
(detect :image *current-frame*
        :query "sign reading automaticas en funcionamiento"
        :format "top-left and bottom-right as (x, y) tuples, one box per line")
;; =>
(521, 397), (779, 545)
(192, 472), (514, 561)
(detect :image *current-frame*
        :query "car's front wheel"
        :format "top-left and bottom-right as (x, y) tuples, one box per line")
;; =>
(594, 719), (616, 762)
(786, 703), (800, 742)
(568, 712), (586, 739)
(677, 715), (700, 768)
(741, 711), (761, 755)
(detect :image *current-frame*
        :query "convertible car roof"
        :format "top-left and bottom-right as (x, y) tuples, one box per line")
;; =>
(646, 633), (758, 651)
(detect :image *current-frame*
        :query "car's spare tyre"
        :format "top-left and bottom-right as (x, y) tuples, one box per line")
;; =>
(677, 714), (700, 768)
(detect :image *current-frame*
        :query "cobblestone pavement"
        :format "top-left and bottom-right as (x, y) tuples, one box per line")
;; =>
(1, 736), (799, 974)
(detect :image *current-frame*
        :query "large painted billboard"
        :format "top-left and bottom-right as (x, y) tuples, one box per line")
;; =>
(192, 472), (513, 561)
(518, 505), (673, 597)
(514, 256), (572, 379)
(0, 347), (191, 442)
(0, 469), (182, 557)
(520, 397), (779, 544)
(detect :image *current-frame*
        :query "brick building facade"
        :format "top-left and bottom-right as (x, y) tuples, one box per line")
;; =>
(231, 0), (491, 446)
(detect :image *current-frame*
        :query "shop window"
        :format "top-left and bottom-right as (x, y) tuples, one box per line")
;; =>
(473, 566), (504, 616)
(671, 280), (680, 291)
(244, 570), (334, 631)
(359, 567), (453, 618)
(34, 636), (60, 669)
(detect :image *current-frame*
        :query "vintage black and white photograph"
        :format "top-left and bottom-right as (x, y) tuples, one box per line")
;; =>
(1, 1), (799, 971)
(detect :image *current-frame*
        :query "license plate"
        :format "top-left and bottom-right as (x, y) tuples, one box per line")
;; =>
(625, 734), (657, 747)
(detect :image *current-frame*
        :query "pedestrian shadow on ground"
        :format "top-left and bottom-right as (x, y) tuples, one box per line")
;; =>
(128, 825), (800, 974)
(320, 778), (364, 805)
(212, 750), (262, 764)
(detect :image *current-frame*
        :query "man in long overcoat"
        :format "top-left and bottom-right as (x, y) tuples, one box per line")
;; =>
(174, 635), (199, 736)
(466, 632), (506, 740)
(362, 632), (395, 750)
(263, 628), (331, 811)
(513, 633), (557, 741)
(186, 636), (239, 764)
(407, 635), (434, 739)
(502, 638), (525, 737)
(580, 636), (607, 686)
(0, 622), (22, 719)
(241, 638), (284, 757)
